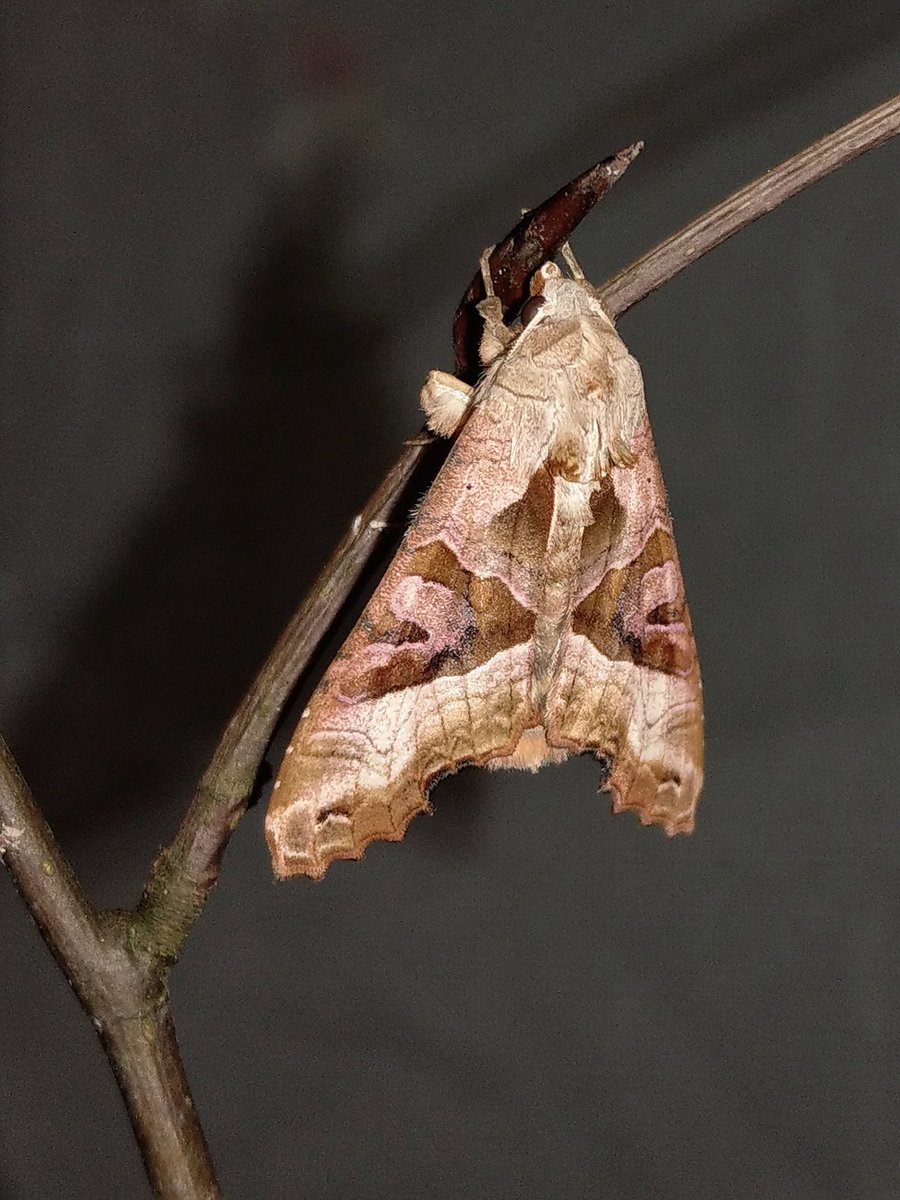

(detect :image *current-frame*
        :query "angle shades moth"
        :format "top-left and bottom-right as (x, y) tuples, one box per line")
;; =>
(267, 246), (703, 878)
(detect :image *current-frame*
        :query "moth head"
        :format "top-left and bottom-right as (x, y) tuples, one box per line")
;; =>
(525, 260), (615, 330)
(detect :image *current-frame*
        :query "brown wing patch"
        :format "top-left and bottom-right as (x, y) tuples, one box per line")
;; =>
(577, 478), (625, 581)
(483, 466), (555, 569)
(572, 526), (695, 677)
(333, 540), (536, 702)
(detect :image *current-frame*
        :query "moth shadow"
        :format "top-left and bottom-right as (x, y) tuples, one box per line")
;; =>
(9, 159), (393, 887)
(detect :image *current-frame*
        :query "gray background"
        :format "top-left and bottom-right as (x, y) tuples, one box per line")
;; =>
(3, 2), (899, 1197)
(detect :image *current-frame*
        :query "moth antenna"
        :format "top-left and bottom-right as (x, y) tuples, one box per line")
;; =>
(475, 243), (514, 365)
(560, 241), (586, 280)
(479, 244), (498, 298)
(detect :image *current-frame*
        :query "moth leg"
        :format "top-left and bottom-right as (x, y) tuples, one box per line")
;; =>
(476, 244), (515, 366)
(420, 369), (475, 437)
(560, 240), (586, 280)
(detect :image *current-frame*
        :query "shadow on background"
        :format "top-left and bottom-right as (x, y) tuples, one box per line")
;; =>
(8, 153), (393, 862)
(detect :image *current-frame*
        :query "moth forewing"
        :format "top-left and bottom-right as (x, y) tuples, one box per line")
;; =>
(266, 260), (703, 879)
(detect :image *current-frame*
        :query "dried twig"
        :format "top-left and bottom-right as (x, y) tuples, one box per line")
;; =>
(453, 142), (643, 378)
(599, 91), (900, 313)
(2, 91), (897, 1198)
(0, 736), (219, 1198)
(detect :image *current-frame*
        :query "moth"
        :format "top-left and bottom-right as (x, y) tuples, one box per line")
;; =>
(267, 246), (703, 879)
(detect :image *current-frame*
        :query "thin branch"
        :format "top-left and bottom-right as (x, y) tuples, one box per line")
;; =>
(98, 1000), (220, 1200)
(0, 736), (220, 1197)
(599, 91), (900, 314)
(1, 735), (101, 972)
